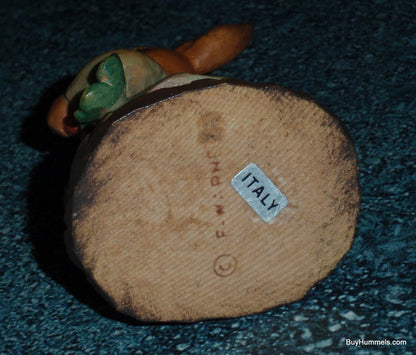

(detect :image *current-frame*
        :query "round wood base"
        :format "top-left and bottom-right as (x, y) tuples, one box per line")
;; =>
(66, 79), (360, 322)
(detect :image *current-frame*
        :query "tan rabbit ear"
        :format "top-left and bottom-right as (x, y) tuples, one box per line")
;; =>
(137, 48), (194, 75)
(175, 24), (253, 74)
(140, 24), (253, 75)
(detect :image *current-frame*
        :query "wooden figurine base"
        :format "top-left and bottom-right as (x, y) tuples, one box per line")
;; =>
(66, 78), (360, 322)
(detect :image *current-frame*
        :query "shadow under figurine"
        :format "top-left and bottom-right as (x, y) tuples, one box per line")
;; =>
(49, 24), (360, 322)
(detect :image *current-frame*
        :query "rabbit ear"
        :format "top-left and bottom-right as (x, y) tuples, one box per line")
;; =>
(75, 54), (128, 126)
(175, 24), (253, 74)
(141, 24), (253, 75)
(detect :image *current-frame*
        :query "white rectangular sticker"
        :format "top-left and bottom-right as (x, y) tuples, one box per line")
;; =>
(231, 163), (288, 222)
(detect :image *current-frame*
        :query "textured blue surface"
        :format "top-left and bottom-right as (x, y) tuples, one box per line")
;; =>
(1, 0), (415, 353)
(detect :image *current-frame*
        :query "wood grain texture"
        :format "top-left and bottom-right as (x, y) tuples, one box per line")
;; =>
(65, 80), (360, 322)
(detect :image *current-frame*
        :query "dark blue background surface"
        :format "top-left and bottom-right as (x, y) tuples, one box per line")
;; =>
(1, 0), (415, 353)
